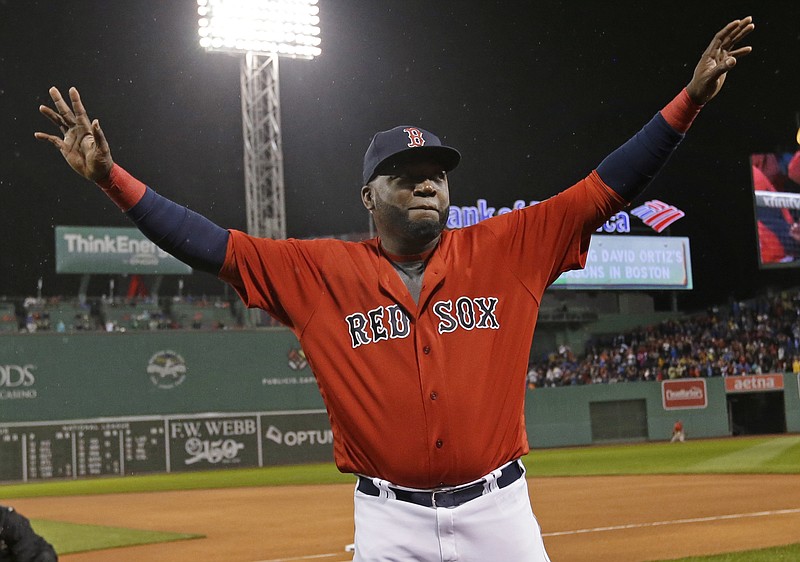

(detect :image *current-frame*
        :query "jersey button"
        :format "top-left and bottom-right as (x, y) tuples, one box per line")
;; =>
(435, 439), (443, 448)
(423, 346), (431, 355)
(430, 392), (438, 400)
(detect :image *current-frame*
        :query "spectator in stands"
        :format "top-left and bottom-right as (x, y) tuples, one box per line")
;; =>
(526, 364), (540, 390)
(527, 288), (800, 386)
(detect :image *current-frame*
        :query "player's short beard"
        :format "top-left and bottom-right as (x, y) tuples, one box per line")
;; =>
(376, 200), (448, 245)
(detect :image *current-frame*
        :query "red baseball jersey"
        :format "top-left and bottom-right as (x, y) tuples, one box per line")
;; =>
(219, 170), (625, 488)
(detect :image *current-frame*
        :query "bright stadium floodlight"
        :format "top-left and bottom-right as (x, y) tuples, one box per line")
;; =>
(198, 0), (321, 60)
(197, 0), (322, 243)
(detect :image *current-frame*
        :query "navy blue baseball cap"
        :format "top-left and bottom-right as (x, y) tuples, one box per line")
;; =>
(362, 125), (461, 185)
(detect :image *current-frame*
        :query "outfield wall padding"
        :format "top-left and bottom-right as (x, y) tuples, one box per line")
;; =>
(0, 330), (324, 421)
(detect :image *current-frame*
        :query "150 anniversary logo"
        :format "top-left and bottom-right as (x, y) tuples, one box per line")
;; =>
(169, 417), (258, 467)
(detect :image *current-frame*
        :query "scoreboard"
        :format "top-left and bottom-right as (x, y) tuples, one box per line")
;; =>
(0, 411), (333, 482)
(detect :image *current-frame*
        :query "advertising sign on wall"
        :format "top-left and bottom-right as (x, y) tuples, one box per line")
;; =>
(724, 374), (785, 393)
(662, 379), (708, 410)
(168, 415), (261, 471)
(261, 412), (334, 466)
(55, 226), (192, 274)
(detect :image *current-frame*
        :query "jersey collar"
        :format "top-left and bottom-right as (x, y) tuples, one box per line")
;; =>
(375, 234), (450, 314)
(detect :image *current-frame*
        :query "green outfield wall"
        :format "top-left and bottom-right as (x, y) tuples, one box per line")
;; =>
(0, 330), (323, 420)
(1, 331), (798, 482)
(524, 379), (727, 448)
(787, 373), (800, 430)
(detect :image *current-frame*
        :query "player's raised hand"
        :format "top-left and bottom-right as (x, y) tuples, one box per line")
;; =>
(686, 16), (754, 105)
(35, 87), (114, 182)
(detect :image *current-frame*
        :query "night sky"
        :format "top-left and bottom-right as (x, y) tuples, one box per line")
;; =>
(2, 1), (799, 311)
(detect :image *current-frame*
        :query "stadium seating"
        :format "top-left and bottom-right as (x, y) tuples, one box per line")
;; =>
(528, 289), (800, 387)
(99, 299), (171, 331)
(7, 287), (800, 389)
(169, 298), (235, 330)
(21, 298), (97, 332)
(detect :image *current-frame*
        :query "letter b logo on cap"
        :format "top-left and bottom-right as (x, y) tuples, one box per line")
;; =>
(404, 127), (425, 148)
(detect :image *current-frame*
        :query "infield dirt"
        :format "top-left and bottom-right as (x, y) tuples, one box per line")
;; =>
(10, 473), (800, 562)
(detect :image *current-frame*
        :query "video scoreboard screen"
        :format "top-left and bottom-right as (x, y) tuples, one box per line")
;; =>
(552, 235), (693, 290)
(751, 151), (800, 268)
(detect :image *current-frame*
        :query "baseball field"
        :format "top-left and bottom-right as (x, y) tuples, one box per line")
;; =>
(3, 435), (799, 561)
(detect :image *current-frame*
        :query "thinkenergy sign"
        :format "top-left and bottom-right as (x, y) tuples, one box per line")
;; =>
(55, 226), (192, 274)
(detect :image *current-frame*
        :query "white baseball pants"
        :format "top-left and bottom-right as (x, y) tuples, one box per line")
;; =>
(352, 465), (551, 561)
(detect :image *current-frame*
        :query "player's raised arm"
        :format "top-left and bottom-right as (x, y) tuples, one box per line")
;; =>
(36, 86), (230, 276)
(593, 16), (754, 205)
(685, 16), (754, 105)
(35, 87), (114, 182)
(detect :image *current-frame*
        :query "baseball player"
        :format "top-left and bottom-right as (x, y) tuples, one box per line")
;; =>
(36, 17), (753, 561)
(671, 420), (686, 442)
(0, 506), (58, 562)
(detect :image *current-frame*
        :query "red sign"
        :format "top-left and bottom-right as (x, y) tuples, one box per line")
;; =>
(662, 379), (708, 410)
(724, 374), (784, 393)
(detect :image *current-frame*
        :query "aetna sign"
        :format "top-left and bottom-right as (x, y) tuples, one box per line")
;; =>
(662, 379), (708, 410)
(724, 374), (784, 393)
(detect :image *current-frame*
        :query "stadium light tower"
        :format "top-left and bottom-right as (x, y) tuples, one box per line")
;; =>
(197, 0), (322, 239)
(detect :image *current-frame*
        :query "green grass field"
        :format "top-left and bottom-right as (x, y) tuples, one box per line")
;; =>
(4, 435), (800, 560)
(29, 519), (202, 555)
(524, 434), (800, 477)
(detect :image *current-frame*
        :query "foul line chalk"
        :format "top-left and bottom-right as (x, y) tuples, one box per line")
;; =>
(254, 553), (349, 562)
(252, 509), (800, 561)
(543, 507), (800, 537)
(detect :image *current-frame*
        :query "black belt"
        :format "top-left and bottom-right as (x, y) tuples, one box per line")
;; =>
(357, 460), (524, 509)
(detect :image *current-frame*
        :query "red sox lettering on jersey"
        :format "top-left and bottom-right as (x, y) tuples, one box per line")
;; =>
(220, 170), (626, 488)
(345, 296), (500, 348)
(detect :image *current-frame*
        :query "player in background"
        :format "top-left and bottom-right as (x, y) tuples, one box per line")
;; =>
(36, 17), (753, 562)
(671, 420), (686, 443)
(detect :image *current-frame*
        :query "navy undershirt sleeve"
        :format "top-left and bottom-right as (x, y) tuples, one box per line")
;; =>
(125, 187), (229, 275)
(596, 113), (685, 201)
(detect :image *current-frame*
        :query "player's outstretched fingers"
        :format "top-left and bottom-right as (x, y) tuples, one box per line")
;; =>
(69, 87), (93, 129)
(48, 86), (77, 128)
(38, 104), (69, 134)
(725, 16), (754, 48)
(91, 119), (111, 158)
(33, 131), (64, 149)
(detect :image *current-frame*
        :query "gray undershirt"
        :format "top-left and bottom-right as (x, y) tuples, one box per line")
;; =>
(390, 260), (426, 304)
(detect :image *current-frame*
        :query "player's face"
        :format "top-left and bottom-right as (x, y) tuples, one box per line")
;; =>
(363, 159), (450, 253)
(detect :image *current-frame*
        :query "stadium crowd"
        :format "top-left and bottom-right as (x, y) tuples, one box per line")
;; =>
(8, 287), (800, 387)
(528, 289), (800, 387)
